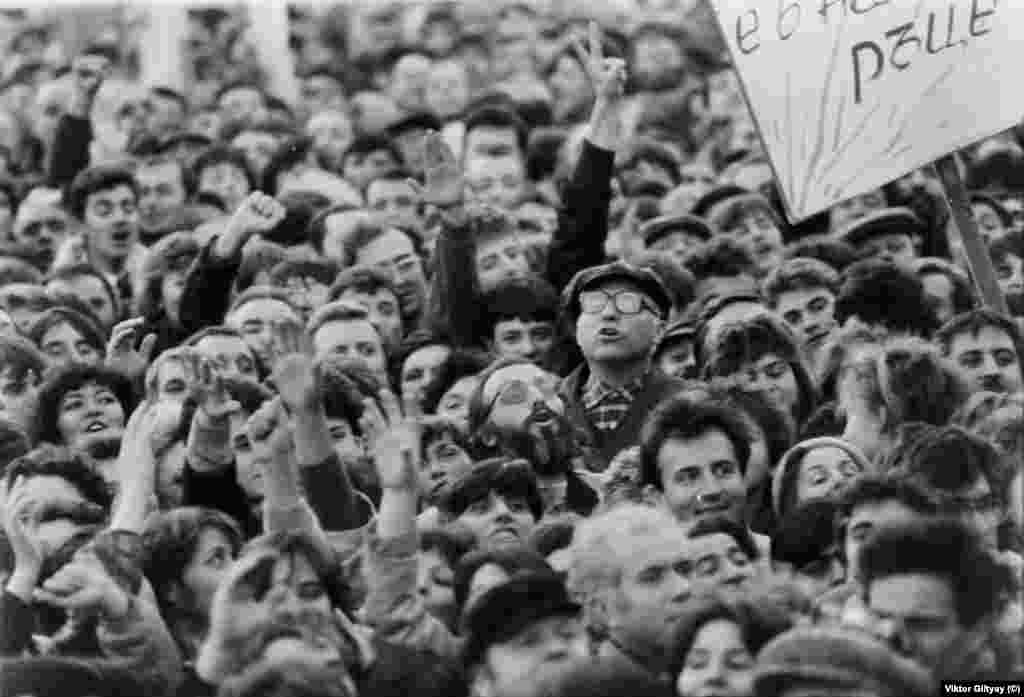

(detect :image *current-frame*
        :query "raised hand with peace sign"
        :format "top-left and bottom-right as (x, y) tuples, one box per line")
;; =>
(574, 21), (629, 153)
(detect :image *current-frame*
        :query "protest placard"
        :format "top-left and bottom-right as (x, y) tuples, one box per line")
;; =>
(711, 0), (1024, 223)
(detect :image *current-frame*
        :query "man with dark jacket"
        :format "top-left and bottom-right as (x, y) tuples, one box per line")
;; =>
(560, 262), (685, 471)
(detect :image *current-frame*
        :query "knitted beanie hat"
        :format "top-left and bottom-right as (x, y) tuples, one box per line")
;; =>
(772, 437), (872, 519)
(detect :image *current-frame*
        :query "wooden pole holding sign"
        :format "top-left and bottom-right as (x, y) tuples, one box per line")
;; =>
(935, 154), (1009, 315)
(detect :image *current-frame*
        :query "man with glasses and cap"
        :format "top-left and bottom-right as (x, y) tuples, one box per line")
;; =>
(559, 261), (684, 472)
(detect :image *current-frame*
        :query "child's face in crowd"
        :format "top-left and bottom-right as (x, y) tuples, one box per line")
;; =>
(228, 299), (303, 368)
(56, 381), (125, 454)
(685, 532), (758, 598)
(420, 435), (473, 500)
(437, 375), (478, 426)
(676, 619), (756, 697)
(655, 431), (746, 527)
(948, 326), (1023, 394)
(465, 156), (527, 209)
(971, 202), (1008, 242)
(457, 491), (536, 547)
(775, 286), (837, 353)
(844, 499), (924, 582)
(84, 185), (139, 262)
(575, 281), (664, 367)
(336, 287), (404, 352)
(354, 228), (427, 319)
(40, 321), (101, 368)
(656, 337), (697, 380)
(312, 318), (387, 382)
(136, 162), (187, 233)
(795, 447), (863, 507)
(401, 344), (451, 410)
(475, 232), (530, 292)
(198, 162), (250, 214)
(425, 60), (470, 119)
(491, 318), (556, 365)
(0, 366), (39, 432)
(192, 333), (259, 382)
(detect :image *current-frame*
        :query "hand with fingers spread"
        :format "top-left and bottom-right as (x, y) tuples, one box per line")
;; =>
(105, 318), (158, 380)
(192, 359), (241, 422)
(34, 548), (130, 622)
(360, 389), (422, 492)
(273, 353), (322, 414)
(267, 318), (311, 372)
(412, 130), (464, 209)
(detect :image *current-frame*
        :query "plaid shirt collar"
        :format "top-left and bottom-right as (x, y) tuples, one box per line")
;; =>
(582, 372), (647, 411)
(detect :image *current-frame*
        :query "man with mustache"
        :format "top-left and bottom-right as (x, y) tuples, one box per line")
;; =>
(938, 309), (1024, 395)
(468, 357), (598, 517)
(0, 446), (183, 693)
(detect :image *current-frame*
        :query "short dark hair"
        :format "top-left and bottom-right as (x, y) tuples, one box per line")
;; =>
(5, 445), (113, 510)
(464, 106), (529, 157)
(889, 425), (1003, 503)
(860, 518), (1005, 628)
(191, 145), (256, 193)
(329, 265), (399, 302)
(32, 364), (136, 447)
(762, 258), (840, 307)
(834, 258), (941, 336)
(640, 396), (752, 490)
(65, 165), (138, 221)
(683, 238), (757, 282)
(937, 308), (1024, 364)
(479, 276), (558, 340)
(342, 220), (423, 268)
(268, 258), (339, 288)
(27, 307), (107, 355)
(440, 457), (544, 522)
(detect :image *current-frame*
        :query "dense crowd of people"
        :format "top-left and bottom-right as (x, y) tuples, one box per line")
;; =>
(0, 2), (1022, 696)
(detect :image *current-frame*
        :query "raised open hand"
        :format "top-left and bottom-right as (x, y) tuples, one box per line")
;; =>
(410, 130), (463, 208)
(273, 353), (321, 414)
(267, 318), (311, 370)
(360, 389), (422, 491)
(105, 318), (158, 381)
(571, 21), (627, 102)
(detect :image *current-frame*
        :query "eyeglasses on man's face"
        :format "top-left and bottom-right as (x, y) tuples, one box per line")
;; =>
(579, 289), (659, 316)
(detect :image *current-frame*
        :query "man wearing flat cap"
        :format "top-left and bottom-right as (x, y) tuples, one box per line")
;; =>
(560, 261), (685, 471)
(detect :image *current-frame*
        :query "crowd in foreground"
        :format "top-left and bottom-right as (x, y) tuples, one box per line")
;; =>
(0, 3), (1022, 696)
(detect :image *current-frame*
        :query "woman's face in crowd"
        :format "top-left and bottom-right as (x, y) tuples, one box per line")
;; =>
(40, 322), (102, 368)
(0, 366), (39, 432)
(193, 333), (259, 382)
(56, 381), (126, 453)
(796, 446), (863, 506)
(548, 55), (592, 117)
(437, 375), (478, 425)
(475, 232), (530, 292)
(181, 525), (236, 618)
(198, 162), (250, 213)
(685, 533), (758, 598)
(457, 491), (536, 547)
(417, 547), (457, 627)
(735, 353), (799, 419)
(425, 60), (470, 119)
(677, 619), (756, 697)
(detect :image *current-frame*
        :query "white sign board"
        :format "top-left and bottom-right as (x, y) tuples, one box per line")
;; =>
(711, 0), (1024, 221)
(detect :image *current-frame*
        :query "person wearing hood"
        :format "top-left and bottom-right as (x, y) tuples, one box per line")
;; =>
(771, 436), (872, 525)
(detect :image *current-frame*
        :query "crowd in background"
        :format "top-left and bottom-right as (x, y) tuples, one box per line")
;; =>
(0, 2), (1021, 696)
